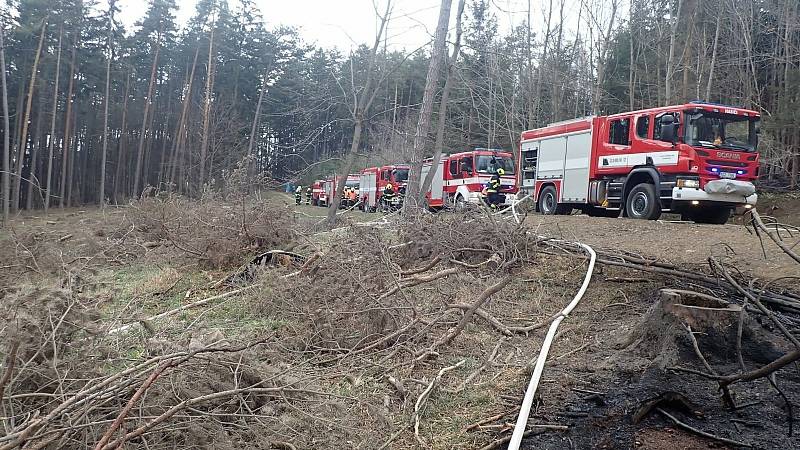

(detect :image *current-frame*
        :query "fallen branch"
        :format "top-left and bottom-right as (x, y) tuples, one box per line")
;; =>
(414, 360), (465, 446)
(437, 276), (511, 348)
(93, 360), (176, 450)
(656, 407), (751, 448)
(0, 341), (20, 409)
(455, 339), (504, 392)
(751, 210), (800, 264)
(108, 286), (255, 334)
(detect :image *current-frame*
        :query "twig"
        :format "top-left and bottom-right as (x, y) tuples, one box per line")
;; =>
(684, 324), (717, 376)
(108, 286), (255, 334)
(751, 209), (800, 264)
(655, 407), (752, 448)
(0, 341), (20, 409)
(93, 360), (176, 450)
(455, 339), (504, 392)
(414, 360), (465, 446)
(437, 276), (511, 348)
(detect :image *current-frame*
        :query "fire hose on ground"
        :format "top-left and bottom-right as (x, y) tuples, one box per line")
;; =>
(499, 194), (598, 450)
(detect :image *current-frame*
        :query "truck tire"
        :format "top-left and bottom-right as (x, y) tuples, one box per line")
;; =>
(538, 186), (570, 215)
(692, 207), (731, 225)
(625, 183), (661, 220)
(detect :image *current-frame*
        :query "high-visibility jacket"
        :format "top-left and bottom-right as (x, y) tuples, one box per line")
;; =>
(383, 187), (396, 198)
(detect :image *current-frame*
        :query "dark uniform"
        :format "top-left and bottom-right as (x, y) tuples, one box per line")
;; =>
(305, 187), (312, 205)
(485, 169), (503, 210)
(295, 186), (302, 205)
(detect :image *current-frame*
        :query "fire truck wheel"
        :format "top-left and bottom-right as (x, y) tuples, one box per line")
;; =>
(625, 183), (661, 220)
(538, 186), (569, 215)
(692, 207), (731, 225)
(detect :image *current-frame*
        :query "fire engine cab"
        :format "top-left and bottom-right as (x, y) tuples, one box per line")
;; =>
(421, 149), (518, 209)
(518, 102), (760, 224)
(359, 164), (410, 211)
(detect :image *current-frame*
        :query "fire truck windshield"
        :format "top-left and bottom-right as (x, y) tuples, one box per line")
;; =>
(475, 155), (515, 175)
(684, 111), (758, 152)
(392, 169), (410, 182)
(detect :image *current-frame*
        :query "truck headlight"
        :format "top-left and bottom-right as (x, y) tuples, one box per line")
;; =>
(677, 178), (700, 188)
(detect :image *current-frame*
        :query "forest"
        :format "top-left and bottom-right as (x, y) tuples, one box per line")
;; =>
(0, 0), (798, 222)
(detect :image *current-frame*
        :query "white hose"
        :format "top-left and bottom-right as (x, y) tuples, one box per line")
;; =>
(507, 240), (596, 450)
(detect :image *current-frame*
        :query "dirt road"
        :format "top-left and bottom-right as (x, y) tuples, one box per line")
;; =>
(524, 213), (798, 280)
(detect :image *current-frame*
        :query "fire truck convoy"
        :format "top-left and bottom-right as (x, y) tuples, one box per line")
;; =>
(518, 102), (760, 224)
(421, 150), (518, 209)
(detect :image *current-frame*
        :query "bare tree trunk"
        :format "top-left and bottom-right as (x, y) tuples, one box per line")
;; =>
(12, 19), (47, 213)
(405, 0), (453, 208)
(169, 47), (199, 188)
(419, 0), (466, 202)
(99, 1), (115, 206)
(705, 12), (721, 100)
(593, 0), (618, 112)
(60, 41), (77, 209)
(247, 69), (268, 175)
(113, 73), (130, 203)
(1, 26), (11, 224)
(25, 94), (46, 210)
(199, 23), (216, 190)
(665, 0), (684, 103)
(326, 0), (392, 227)
(526, 0), (534, 127)
(628, 2), (637, 111)
(533, 0), (554, 124)
(133, 30), (162, 197)
(44, 27), (63, 213)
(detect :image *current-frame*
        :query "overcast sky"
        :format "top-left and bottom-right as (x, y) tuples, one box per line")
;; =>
(114, 0), (574, 52)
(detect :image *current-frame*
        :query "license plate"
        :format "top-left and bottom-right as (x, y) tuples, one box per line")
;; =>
(719, 172), (736, 179)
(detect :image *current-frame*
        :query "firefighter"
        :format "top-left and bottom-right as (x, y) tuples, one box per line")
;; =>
(484, 168), (504, 210)
(349, 187), (358, 205)
(382, 183), (397, 210)
(305, 186), (312, 205)
(295, 185), (302, 205)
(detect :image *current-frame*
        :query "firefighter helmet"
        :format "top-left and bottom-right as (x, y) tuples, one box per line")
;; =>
(386, 183), (393, 189)
(497, 168), (505, 176)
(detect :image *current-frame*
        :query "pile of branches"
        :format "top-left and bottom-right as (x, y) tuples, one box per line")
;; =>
(129, 191), (298, 270)
(0, 283), (355, 449)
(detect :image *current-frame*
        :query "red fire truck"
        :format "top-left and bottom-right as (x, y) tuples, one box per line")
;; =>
(311, 180), (326, 206)
(322, 174), (360, 208)
(359, 164), (410, 211)
(421, 149), (518, 209)
(518, 102), (760, 224)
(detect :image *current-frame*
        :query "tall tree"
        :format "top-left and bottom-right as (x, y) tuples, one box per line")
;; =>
(0, 25), (9, 224)
(405, 0), (453, 208)
(99, 0), (117, 206)
(418, 0), (466, 202)
(44, 27), (63, 213)
(11, 17), (47, 213)
(326, 0), (392, 227)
